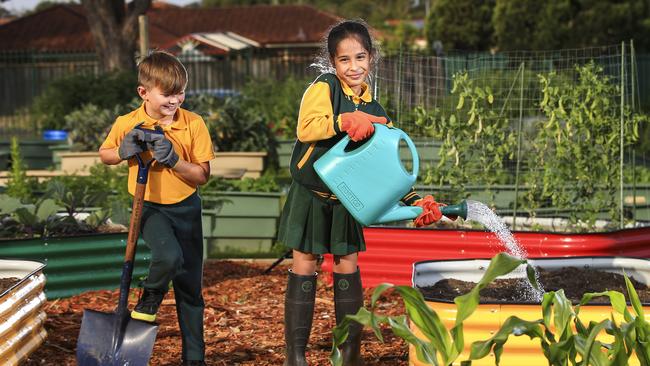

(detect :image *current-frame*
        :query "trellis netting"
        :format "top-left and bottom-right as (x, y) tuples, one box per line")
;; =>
(374, 42), (649, 231)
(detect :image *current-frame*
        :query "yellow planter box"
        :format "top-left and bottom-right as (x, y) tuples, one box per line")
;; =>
(210, 151), (266, 178)
(410, 257), (650, 366)
(59, 151), (104, 174)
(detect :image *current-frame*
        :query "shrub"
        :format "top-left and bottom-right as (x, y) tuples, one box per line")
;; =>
(240, 76), (309, 139)
(64, 103), (129, 151)
(32, 71), (137, 130)
(205, 96), (278, 166)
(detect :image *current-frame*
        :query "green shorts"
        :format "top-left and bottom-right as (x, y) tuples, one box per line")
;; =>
(277, 182), (365, 255)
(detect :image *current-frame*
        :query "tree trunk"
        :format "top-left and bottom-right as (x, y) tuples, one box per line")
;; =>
(81, 0), (152, 72)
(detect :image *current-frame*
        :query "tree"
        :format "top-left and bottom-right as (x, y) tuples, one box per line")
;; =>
(493, 0), (650, 52)
(425, 0), (494, 52)
(571, 0), (650, 50)
(492, 0), (574, 51)
(80, 0), (152, 72)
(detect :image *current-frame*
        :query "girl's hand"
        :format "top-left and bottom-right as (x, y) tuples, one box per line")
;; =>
(413, 195), (444, 227)
(340, 111), (388, 141)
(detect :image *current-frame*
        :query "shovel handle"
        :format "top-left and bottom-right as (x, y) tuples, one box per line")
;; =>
(118, 151), (156, 313)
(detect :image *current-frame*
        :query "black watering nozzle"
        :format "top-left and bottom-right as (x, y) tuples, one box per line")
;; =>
(440, 200), (468, 220)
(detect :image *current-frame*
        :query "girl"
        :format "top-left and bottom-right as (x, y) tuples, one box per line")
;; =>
(278, 20), (444, 366)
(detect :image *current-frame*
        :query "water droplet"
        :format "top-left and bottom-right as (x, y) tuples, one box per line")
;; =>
(465, 200), (545, 301)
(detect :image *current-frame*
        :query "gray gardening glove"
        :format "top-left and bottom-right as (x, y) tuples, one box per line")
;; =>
(118, 124), (148, 160)
(150, 128), (179, 168)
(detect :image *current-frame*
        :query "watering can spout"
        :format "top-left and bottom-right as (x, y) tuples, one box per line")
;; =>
(375, 204), (423, 224)
(440, 200), (468, 220)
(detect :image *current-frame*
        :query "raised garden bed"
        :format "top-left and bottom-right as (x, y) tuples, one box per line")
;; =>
(202, 192), (282, 259)
(320, 226), (650, 289)
(0, 258), (47, 366)
(0, 233), (150, 299)
(410, 256), (650, 366)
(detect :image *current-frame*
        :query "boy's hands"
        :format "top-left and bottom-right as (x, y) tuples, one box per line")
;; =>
(150, 128), (179, 168)
(340, 111), (388, 141)
(118, 127), (148, 160)
(413, 195), (444, 227)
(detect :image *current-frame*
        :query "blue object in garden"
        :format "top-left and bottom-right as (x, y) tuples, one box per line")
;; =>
(42, 130), (68, 141)
(314, 123), (423, 226)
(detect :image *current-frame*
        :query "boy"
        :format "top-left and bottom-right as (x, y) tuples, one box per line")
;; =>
(99, 51), (214, 366)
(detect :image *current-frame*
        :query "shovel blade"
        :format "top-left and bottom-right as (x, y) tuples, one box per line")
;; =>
(77, 309), (158, 366)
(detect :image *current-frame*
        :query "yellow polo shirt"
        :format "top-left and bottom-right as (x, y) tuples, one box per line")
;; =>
(101, 103), (215, 204)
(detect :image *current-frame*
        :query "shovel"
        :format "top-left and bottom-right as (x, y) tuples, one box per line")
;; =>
(77, 127), (162, 366)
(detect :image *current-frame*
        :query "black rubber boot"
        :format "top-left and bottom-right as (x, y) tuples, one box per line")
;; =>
(334, 269), (364, 366)
(284, 270), (317, 366)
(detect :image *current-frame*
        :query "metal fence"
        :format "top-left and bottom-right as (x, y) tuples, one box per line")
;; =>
(375, 42), (650, 230)
(1, 45), (649, 230)
(0, 48), (316, 117)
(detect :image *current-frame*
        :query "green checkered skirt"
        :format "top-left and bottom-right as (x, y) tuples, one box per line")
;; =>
(277, 182), (365, 255)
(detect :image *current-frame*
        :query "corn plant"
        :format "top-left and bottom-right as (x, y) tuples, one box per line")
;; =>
(329, 252), (534, 366)
(471, 274), (650, 365)
(330, 251), (650, 366)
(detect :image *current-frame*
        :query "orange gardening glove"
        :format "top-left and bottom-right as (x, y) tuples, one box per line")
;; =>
(413, 195), (444, 227)
(340, 110), (388, 142)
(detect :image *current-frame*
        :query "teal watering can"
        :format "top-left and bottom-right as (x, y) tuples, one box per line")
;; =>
(314, 124), (423, 226)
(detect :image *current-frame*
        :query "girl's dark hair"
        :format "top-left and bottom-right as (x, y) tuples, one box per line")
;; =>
(312, 19), (380, 74)
(327, 20), (374, 59)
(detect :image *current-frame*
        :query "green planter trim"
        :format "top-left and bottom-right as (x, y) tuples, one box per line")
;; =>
(0, 233), (150, 299)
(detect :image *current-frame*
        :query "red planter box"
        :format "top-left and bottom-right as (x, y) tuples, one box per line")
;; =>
(320, 226), (650, 288)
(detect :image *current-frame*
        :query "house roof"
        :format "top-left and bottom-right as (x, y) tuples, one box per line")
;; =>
(0, 3), (340, 52)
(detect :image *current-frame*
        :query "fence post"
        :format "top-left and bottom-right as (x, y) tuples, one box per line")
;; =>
(397, 45), (403, 123)
(138, 15), (149, 58)
(620, 41), (625, 229)
(631, 40), (637, 223)
(513, 62), (525, 230)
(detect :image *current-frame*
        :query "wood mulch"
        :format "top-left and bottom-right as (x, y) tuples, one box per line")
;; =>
(24, 260), (408, 366)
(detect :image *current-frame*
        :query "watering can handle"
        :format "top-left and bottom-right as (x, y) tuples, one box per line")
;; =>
(399, 130), (419, 179)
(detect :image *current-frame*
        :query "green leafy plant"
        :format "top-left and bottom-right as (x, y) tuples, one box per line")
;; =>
(205, 96), (278, 154)
(330, 252), (531, 366)
(331, 252), (650, 366)
(524, 62), (647, 229)
(5, 137), (39, 202)
(471, 274), (650, 365)
(32, 70), (137, 130)
(0, 193), (61, 239)
(46, 179), (110, 219)
(415, 72), (517, 201)
(240, 76), (308, 139)
(64, 99), (139, 151)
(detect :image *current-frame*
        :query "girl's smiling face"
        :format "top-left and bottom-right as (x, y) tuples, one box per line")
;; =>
(332, 36), (371, 96)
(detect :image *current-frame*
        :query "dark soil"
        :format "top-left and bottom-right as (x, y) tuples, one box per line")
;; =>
(419, 267), (650, 304)
(25, 260), (407, 366)
(0, 277), (20, 294)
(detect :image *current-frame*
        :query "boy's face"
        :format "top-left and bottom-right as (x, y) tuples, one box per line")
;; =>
(332, 36), (371, 96)
(137, 85), (185, 120)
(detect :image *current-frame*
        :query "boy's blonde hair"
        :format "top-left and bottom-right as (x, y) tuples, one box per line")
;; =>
(138, 51), (188, 95)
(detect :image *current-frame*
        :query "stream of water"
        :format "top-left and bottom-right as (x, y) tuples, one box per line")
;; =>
(465, 200), (545, 301)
